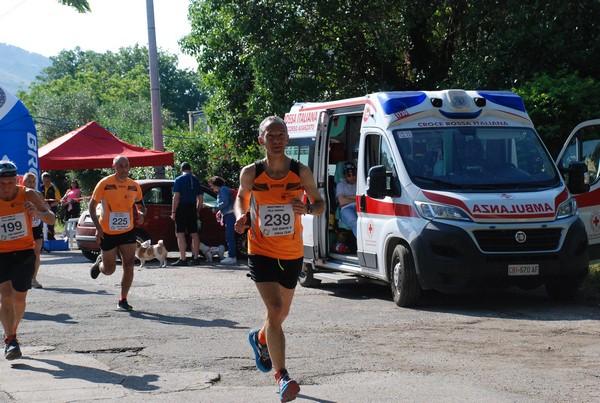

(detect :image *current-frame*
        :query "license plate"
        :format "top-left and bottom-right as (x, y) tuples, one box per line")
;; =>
(508, 264), (539, 276)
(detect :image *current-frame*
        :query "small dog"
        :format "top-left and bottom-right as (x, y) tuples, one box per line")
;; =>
(200, 243), (225, 262)
(135, 239), (168, 268)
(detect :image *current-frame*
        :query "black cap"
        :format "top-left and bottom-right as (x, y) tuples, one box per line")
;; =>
(342, 161), (356, 175)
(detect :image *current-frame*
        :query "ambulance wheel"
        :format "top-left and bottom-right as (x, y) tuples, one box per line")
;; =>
(299, 263), (321, 288)
(390, 245), (421, 307)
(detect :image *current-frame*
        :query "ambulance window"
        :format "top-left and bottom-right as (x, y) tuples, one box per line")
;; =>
(285, 138), (314, 168)
(364, 133), (400, 195)
(560, 125), (600, 184)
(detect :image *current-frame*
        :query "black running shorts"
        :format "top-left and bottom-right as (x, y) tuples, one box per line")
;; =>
(32, 223), (43, 240)
(247, 255), (303, 289)
(0, 249), (36, 292)
(100, 229), (137, 251)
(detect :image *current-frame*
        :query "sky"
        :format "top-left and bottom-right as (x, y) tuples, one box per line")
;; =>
(0, 0), (197, 70)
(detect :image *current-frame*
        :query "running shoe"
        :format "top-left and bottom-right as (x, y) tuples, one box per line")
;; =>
(221, 257), (237, 265)
(4, 338), (22, 360)
(171, 259), (189, 267)
(117, 298), (133, 311)
(31, 278), (43, 289)
(248, 329), (272, 372)
(189, 257), (202, 266)
(278, 374), (300, 403)
(90, 254), (102, 279)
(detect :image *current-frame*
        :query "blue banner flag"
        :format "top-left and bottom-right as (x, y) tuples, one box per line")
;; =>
(0, 84), (38, 178)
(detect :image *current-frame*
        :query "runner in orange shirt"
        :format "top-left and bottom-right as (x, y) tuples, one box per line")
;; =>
(88, 155), (146, 311)
(234, 116), (324, 402)
(0, 160), (55, 360)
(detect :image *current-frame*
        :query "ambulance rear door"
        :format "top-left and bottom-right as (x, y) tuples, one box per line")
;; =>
(556, 119), (600, 263)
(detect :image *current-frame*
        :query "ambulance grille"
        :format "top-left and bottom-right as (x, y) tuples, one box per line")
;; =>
(473, 228), (562, 252)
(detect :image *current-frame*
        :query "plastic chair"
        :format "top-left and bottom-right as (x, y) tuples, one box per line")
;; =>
(65, 218), (79, 248)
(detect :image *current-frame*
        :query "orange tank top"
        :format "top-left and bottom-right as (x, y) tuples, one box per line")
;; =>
(91, 175), (142, 235)
(248, 159), (304, 260)
(0, 186), (34, 252)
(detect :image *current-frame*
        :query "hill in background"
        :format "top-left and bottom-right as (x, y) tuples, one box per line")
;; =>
(0, 43), (51, 94)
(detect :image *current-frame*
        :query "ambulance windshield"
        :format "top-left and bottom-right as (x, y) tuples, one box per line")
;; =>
(393, 127), (560, 191)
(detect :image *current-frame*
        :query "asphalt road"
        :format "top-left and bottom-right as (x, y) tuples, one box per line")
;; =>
(0, 249), (599, 402)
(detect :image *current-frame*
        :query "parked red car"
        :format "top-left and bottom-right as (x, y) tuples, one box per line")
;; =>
(75, 179), (247, 261)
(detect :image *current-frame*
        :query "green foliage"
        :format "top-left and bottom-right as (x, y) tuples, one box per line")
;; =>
(20, 45), (206, 193)
(19, 46), (205, 141)
(516, 72), (600, 157)
(181, 0), (599, 171)
(57, 0), (91, 13)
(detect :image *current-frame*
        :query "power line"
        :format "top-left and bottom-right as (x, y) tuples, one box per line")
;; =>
(32, 116), (210, 141)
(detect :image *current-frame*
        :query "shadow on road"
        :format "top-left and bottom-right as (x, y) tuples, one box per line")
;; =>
(11, 357), (159, 391)
(24, 311), (78, 324)
(317, 282), (600, 321)
(128, 309), (246, 330)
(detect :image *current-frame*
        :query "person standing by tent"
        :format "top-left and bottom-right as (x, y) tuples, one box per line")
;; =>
(22, 173), (47, 289)
(170, 162), (203, 266)
(61, 179), (82, 221)
(88, 155), (146, 311)
(0, 160), (55, 360)
(208, 175), (236, 264)
(234, 116), (324, 402)
(41, 172), (61, 240)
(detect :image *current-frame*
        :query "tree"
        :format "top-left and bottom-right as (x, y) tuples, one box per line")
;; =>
(181, 0), (599, 171)
(57, 0), (91, 13)
(516, 72), (600, 157)
(20, 46), (203, 146)
(20, 45), (206, 203)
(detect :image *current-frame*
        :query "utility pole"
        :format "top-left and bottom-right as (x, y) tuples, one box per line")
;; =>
(146, 0), (166, 178)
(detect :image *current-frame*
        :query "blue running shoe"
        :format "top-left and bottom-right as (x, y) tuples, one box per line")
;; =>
(278, 374), (300, 402)
(248, 329), (272, 372)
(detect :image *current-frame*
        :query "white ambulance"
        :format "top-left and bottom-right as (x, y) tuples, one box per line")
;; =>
(283, 90), (597, 307)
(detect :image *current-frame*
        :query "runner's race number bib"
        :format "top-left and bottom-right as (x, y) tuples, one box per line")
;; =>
(109, 212), (131, 231)
(0, 213), (28, 241)
(259, 204), (294, 236)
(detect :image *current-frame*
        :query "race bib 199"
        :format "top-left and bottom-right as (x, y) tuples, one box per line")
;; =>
(109, 212), (131, 231)
(0, 213), (28, 241)
(258, 204), (294, 236)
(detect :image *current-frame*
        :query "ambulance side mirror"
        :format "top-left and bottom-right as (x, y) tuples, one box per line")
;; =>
(367, 165), (391, 199)
(564, 161), (589, 194)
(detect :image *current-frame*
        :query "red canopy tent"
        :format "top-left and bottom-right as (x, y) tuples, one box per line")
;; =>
(38, 121), (174, 170)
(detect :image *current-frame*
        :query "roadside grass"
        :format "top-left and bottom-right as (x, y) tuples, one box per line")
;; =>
(580, 264), (600, 301)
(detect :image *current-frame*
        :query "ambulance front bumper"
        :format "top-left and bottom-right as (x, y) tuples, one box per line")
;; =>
(411, 217), (589, 293)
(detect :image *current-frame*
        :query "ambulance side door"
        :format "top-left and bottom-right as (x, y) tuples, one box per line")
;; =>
(356, 131), (399, 275)
(556, 119), (600, 263)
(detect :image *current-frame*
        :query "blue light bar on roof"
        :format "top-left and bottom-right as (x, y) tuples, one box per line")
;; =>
(476, 91), (526, 112)
(378, 92), (427, 115)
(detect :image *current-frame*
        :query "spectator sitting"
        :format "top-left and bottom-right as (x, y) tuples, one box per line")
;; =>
(336, 161), (357, 237)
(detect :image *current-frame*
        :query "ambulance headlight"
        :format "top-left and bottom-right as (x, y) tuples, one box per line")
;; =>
(556, 197), (578, 219)
(414, 201), (472, 221)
